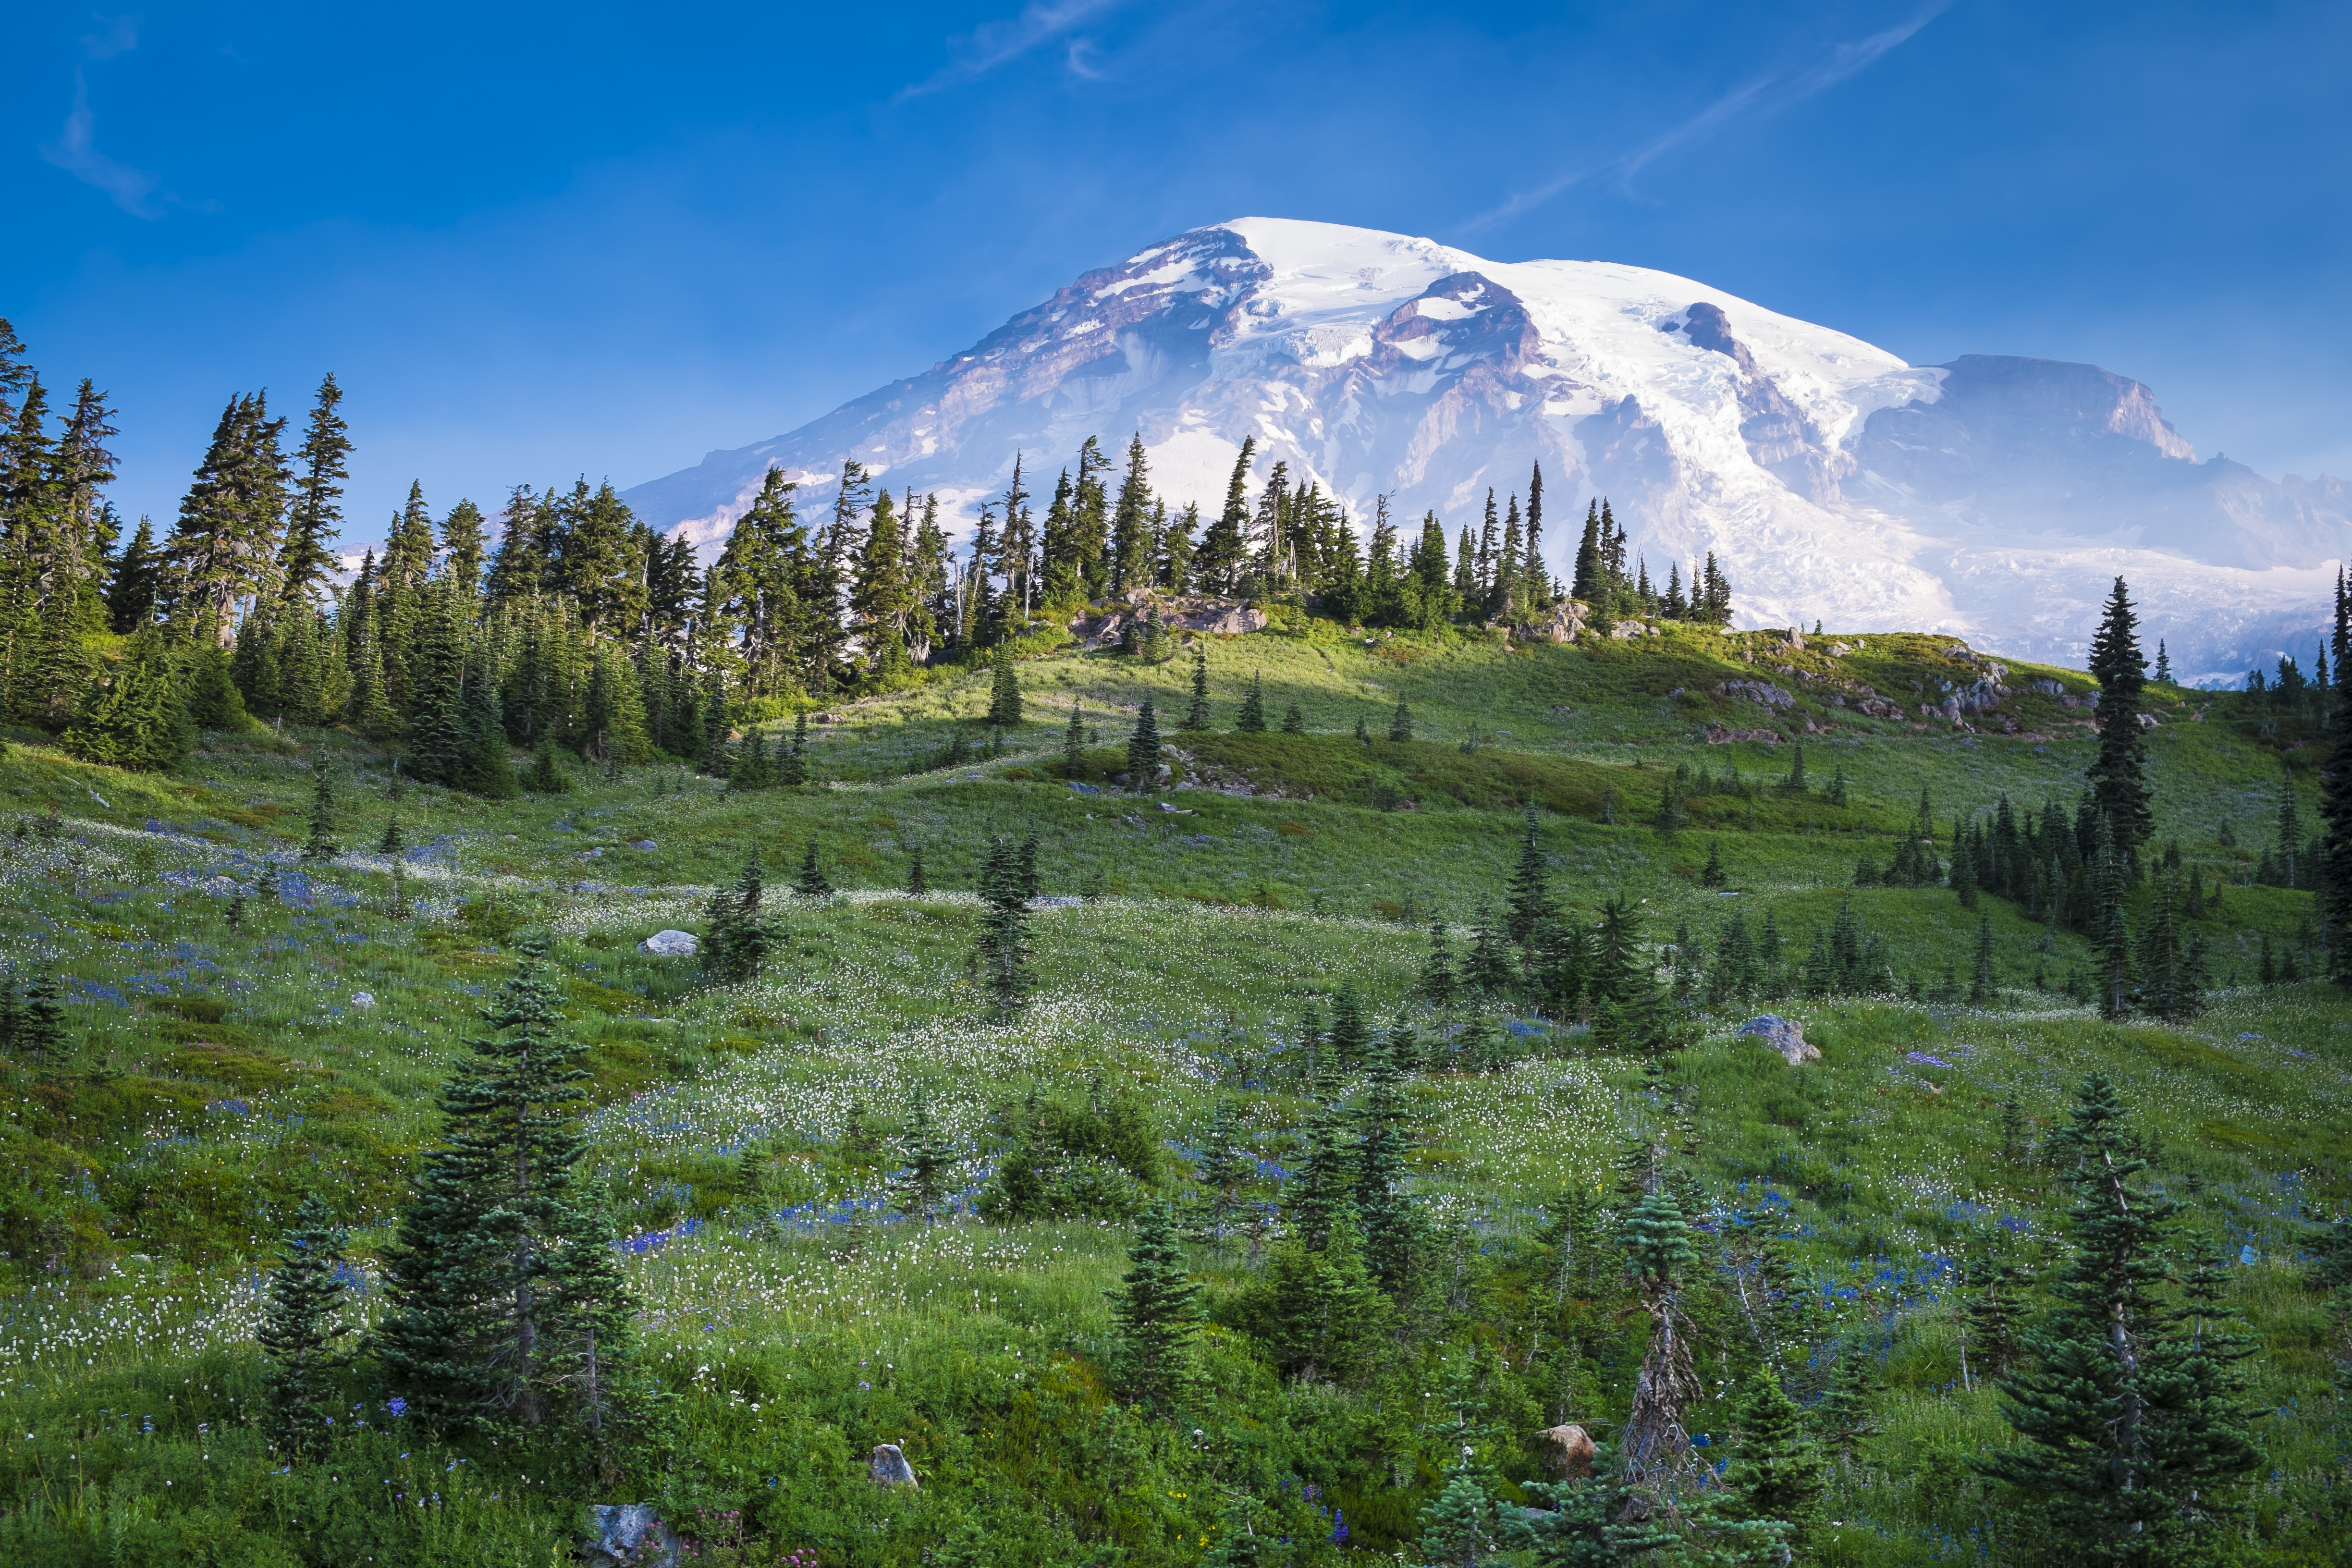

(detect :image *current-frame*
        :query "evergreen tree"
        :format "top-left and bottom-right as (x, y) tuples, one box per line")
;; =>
(1978, 1072), (2264, 1561)
(373, 934), (634, 1434)
(1064, 702), (1086, 775)
(105, 515), (163, 632)
(1327, 981), (1374, 1074)
(1194, 439), (1255, 593)
(1389, 699), (1414, 743)
(10, 968), (66, 1063)
(62, 630), (192, 771)
(795, 836), (833, 899)
(987, 642), (1022, 730)
(2094, 816), (2134, 1018)
(896, 1087), (955, 1220)
(1505, 806), (1556, 943)
(1126, 697), (1161, 790)
(2154, 639), (2173, 684)
(301, 758), (337, 863)
(525, 735), (571, 794)
(1463, 903), (1515, 995)
(1280, 701), (1305, 735)
(1619, 1183), (1703, 1470)
(1109, 1201), (1199, 1410)
(1970, 911), (1996, 1003)
(1725, 1365), (1827, 1552)
(1193, 1098), (1251, 1244)
(2087, 577), (2155, 856)
(1817, 1343), (1883, 1462)
(1418, 919), (1458, 1009)
(2324, 576), (2352, 982)
(277, 375), (351, 607)
(1959, 1249), (2031, 1390)
(1184, 641), (1211, 730)
(1521, 1443), (1680, 1566)
(1700, 838), (1728, 889)
(1418, 1457), (1524, 1568)
(906, 844), (927, 895)
(701, 847), (775, 984)
(378, 814), (404, 855)
(1284, 1103), (1353, 1252)
(775, 710), (809, 787)
(258, 1192), (352, 1462)
(1236, 673), (1266, 734)
(975, 834), (1037, 1017)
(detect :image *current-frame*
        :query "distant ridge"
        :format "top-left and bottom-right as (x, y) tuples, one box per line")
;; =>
(623, 218), (2349, 681)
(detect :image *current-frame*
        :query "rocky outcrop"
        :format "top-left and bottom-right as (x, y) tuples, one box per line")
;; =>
(642, 930), (698, 956)
(1715, 681), (1796, 710)
(1736, 1014), (1818, 1065)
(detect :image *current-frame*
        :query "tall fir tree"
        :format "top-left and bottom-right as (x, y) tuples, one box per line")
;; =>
(374, 934), (636, 1435)
(277, 374), (350, 607)
(1126, 697), (1161, 790)
(258, 1192), (353, 1462)
(2087, 577), (2155, 857)
(1184, 641), (1211, 729)
(1235, 673), (1266, 734)
(975, 834), (1037, 1018)
(1977, 1072), (2264, 1561)
(1505, 806), (1556, 943)
(987, 641), (1022, 729)
(1109, 1201), (1199, 1410)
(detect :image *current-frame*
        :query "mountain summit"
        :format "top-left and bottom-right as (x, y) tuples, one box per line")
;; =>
(622, 217), (2345, 679)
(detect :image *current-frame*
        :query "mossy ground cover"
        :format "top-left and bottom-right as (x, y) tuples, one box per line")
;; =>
(0, 624), (2343, 1565)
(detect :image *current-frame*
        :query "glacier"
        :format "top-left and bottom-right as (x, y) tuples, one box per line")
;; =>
(619, 217), (2349, 683)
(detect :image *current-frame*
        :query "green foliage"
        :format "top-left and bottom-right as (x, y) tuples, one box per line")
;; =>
(1109, 1202), (1198, 1410)
(257, 1193), (351, 1462)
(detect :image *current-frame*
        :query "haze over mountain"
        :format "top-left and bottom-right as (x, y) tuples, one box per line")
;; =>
(622, 218), (2348, 683)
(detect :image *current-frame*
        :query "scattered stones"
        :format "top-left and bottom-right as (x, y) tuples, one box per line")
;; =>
(630, 839), (657, 851)
(1714, 680), (1796, 710)
(1540, 1423), (1597, 1478)
(642, 930), (698, 956)
(349, 992), (376, 1009)
(582, 1503), (678, 1567)
(578, 846), (605, 859)
(870, 1444), (919, 1488)
(1736, 1014), (1817, 1065)
(2136, 712), (2159, 730)
(1704, 725), (1783, 744)
(1181, 605), (1268, 636)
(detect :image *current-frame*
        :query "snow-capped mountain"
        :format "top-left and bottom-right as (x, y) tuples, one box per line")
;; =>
(620, 217), (2349, 681)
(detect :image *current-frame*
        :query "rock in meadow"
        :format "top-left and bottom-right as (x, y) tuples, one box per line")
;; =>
(870, 1443), (919, 1488)
(1736, 1014), (1817, 1065)
(581, 1502), (678, 1567)
(642, 930), (698, 956)
(1539, 1422), (1596, 1477)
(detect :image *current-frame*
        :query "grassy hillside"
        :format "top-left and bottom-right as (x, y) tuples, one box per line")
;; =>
(0, 620), (2344, 1566)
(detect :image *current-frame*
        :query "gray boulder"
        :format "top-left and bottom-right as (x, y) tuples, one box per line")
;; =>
(870, 1443), (919, 1488)
(642, 930), (698, 956)
(1736, 1014), (1818, 1065)
(582, 1503), (677, 1567)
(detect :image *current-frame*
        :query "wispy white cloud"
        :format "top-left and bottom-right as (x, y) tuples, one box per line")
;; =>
(41, 70), (161, 217)
(82, 12), (140, 59)
(1463, 4), (1948, 232)
(896, 0), (1126, 100)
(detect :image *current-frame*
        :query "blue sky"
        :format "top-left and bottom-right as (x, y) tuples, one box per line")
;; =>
(10, 0), (2348, 545)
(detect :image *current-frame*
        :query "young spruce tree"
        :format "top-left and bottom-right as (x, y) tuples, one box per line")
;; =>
(259, 1192), (352, 1462)
(1109, 1201), (1199, 1410)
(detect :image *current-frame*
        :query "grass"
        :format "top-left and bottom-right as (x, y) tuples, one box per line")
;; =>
(0, 622), (2343, 1564)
